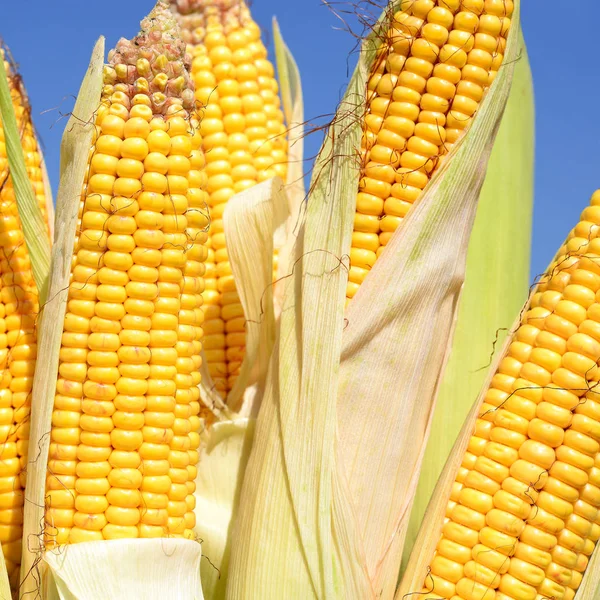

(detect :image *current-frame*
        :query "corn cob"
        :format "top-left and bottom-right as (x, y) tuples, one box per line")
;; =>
(44, 0), (209, 547)
(419, 188), (600, 599)
(171, 0), (288, 396)
(0, 48), (51, 587)
(348, 0), (511, 302)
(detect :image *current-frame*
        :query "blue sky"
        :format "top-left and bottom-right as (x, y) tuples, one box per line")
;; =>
(1, 1), (596, 280)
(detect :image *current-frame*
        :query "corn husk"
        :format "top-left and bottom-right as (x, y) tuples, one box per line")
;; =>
(273, 16), (305, 253)
(44, 539), (203, 600)
(41, 157), (55, 238)
(198, 178), (287, 417)
(0, 52), (51, 301)
(575, 541), (600, 599)
(402, 34), (535, 572)
(225, 178), (288, 415)
(225, 0), (523, 597)
(194, 419), (255, 600)
(273, 18), (306, 316)
(20, 36), (105, 598)
(195, 177), (290, 598)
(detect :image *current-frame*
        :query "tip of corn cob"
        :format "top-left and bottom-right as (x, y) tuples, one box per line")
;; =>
(170, 0), (242, 14)
(105, 0), (195, 116)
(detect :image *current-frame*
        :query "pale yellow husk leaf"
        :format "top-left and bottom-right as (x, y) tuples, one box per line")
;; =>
(575, 539), (600, 599)
(194, 179), (290, 598)
(194, 419), (255, 600)
(20, 37), (105, 598)
(197, 180), (290, 417)
(44, 539), (203, 600)
(226, 0), (522, 597)
(225, 177), (289, 415)
(226, 73), (363, 599)
(273, 16), (306, 303)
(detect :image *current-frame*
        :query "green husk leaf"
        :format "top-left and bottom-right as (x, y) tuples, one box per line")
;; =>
(402, 34), (534, 574)
(272, 17), (298, 129)
(41, 155), (55, 238)
(195, 419), (255, 600)
(44, 539), (203, 600)
(227, 1), (523, 597)
(0, 53), (51, 302)
(272, 18), (306, 311)
(20, 37), (105, 598)
(225, 177), (289, 415)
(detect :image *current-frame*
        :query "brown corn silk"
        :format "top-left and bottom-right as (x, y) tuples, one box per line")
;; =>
(411, 190), (600, 600)
(171, 0), (288, 397)
(347, 0), (512, 303)
(0, 48), (51, 589)
(44, 1), (209, 548)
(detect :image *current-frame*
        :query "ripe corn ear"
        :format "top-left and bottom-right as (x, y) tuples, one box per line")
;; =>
(348, 0), (512, 302)
(417, 188), (600, 599)
(0, 48), (51, 588)
(171, 0), (288, 396)
(44, 1), (209, 548)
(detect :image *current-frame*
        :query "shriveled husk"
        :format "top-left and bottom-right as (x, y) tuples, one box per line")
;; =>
(224, 178), (289, 416)
(194, 178), (287, 600)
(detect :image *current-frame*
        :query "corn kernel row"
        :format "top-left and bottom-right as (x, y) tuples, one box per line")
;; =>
(173, 0), (288, 395)
(45, 2), (208, 547)
(422, 190), (600, 600)
(348, 0), (512, 302)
